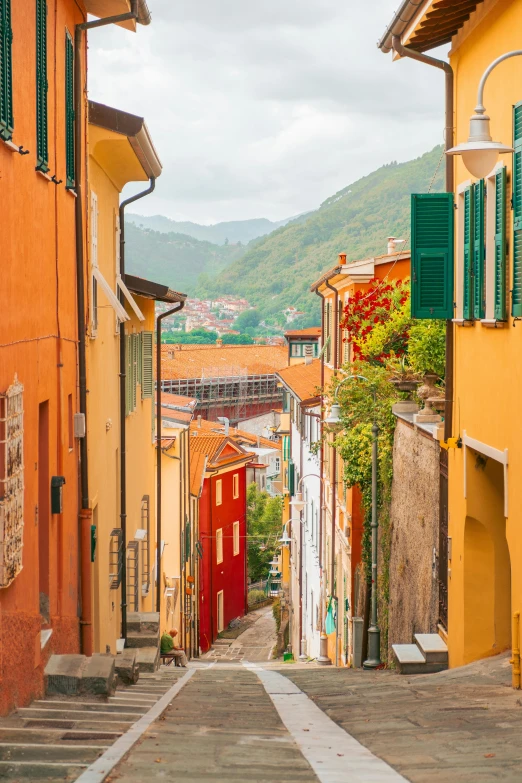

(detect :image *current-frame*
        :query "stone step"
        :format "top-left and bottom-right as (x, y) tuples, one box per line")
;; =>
(0, 760), (88, 779)
(127, 612), (160, 634)
(23, 718), (134, 732)
(414, 633), (449, 664)
(31, 701), (148, 715)
(19, 708), (141, 722)
(0, 743), (104, 762)
(114, 648), (139, 685)
(136, 646), (160, 673)
(44, 654), (116, 697)
(392, 644), (447, 675)
(126, 631), (160, 649)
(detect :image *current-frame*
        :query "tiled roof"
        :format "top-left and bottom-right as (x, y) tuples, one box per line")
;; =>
(159, 406), (193, 424)
(161, 392), (197, 409)
(190, 453), (207, 497)
(189, 427), (255, 469)
(160, 344), (288, 381)
(285, 327), (321, 338)
(192, 417), (281, 451)
(276, 360), (321, 403)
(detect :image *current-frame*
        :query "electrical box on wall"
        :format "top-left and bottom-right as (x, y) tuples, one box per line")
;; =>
(51, 476), (66, 515)
(74, 413), (86, 438)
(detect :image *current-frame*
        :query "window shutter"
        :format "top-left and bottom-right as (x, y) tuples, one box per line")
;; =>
(125, 335), (132, 416)
(36, 0), (48, 171)
(472, 180), (485, 320)
(494, 166), (507, 320)
(325, 302), (332, 363)
(288, 459), (295, 496)
(462, 187), (473, 319)
(141, 331), (154, 399)
(65, 31), (75, 189)
(411, 193), (454, 319)
(132, 334), (138, 410)
(184, 520), (191, 563)
(512, 102), (522, 317)
(90, 192), (98, 335)
(0, 0), (13, 141)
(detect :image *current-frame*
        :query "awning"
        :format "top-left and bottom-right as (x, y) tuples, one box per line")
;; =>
(93, 267), (129, 322)
(116, 275), (145, 321)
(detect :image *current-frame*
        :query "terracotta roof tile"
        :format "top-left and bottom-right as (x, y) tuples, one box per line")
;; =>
(284, 327), (321, 338)
(190, 453), (207, 497)
(191, 417), (280, 451)
(189, 427), (255, 469)
(276, 360), (321, 403)
(160, 344), (288, 381)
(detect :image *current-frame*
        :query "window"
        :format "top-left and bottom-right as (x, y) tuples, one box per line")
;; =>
(215, 478), (222, 506)
(0, 0), (13, 142)
(282, 390), (290, 413)
(275, 456), (280, 474)
(233, 521), (240, 556)
(141, 332), (154, 399)
(512, 101), (522, 317)
(233, 473), (239, 499)
(290, 343), (301, 357)
(283, 436), (290, 462)
(217, 590), (224, 633)
(90, 192), (98, 336)
(36, 0), (48, 171)
(65, 30), (75, 189)
(216, 528), (223, 564)
(483, 165), (507, 321)
(411, 193), (454, 319)
(125, 334), (138, 416)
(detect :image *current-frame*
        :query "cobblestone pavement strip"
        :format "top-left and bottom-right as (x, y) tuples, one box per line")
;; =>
(109, 666), (318, 783)
(278, 652), (522, 783)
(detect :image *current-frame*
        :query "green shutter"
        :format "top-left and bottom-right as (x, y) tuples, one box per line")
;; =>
(184, 520), (191, 563)
(65, 31), (75, 189)
(462, 187), (473, 320)
(411, 193), (454, 319)
(494, 167), (507, 321)
(36, 0), (48, 172)
(472, 180), (485, 320)
(288, 459), (295, 496)
(125, 335), (132, 416)
(512, 102), (522, 317)
(0, 0), (14, 141)
(141, 331), (154, 399)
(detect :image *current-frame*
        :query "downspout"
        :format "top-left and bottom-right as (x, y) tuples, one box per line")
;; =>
(299, 400), (305, 659)
(116, 178), (156, 644)
(74, 0), (141, 656)
(392, 36), (454, 441)
(156, 300), (186, 613)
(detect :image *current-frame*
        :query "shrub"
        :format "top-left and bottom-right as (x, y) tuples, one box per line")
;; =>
(247, 589), (266, 606)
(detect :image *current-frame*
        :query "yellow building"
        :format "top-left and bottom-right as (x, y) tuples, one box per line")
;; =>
(380, 0), (522, 678)
(86, 101), (186, 655)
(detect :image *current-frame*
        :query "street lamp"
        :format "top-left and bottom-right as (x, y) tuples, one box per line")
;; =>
(327, 375), (381, 670)
(447, 51), (522, 178)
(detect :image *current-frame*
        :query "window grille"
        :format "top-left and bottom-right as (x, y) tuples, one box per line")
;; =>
(109, 529), (123, 589)
(0, 377), (24, 588)
(141, 495), (150, 595)
(127, 541), (139, 612)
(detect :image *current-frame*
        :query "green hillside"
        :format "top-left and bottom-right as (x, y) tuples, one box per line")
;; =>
(126, 213), (294, 245)
(197, 147), (444, 323)
(124, 222), (245, 295)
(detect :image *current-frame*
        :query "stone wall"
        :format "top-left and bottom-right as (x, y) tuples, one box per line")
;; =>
(388, 417), (440, 657)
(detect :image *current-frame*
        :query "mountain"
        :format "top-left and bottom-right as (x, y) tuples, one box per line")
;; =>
(196, 147), (445, 323)
(126, 214), (298, 246)
(124, 223), (245, 295)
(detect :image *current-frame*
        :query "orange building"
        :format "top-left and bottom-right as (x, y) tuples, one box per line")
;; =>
(310, 243), (411, 665)
(0, 0), (150, 714)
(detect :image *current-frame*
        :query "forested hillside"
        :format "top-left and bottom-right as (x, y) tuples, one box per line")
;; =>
(124, 223), (245, 295)
(197, 147), (444, 323)
(126, 213), (293, 246)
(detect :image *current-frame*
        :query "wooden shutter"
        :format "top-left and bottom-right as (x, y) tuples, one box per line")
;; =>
(325, 302), (332, 363)
(90, 192), (98, 334)
(36, 0), (48, 171)
(288, 460), (295, 496)
(132, 334), (138, 410)
(125, 335), (132, 416)
(472, 180), (485, 319)
(462, 187), (473, 319)
(411, 193), (454, 319)
(494, 167), (507, 320)
(512, 102), (522, 317)
(141, 331), (154, 399)
(0, 0), (13, 141)
(65, 31), (75, 189)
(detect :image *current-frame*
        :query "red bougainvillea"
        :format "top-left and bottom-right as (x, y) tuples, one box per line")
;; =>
(341, 278), (410, 365)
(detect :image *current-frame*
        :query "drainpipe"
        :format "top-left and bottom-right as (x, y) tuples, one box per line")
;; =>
(74, 0), (142, 656)
(314, 288), (332, 665)
(391, 36), (454, 441)
(156, 301), (186, 614)
(116, 178), (156, 645)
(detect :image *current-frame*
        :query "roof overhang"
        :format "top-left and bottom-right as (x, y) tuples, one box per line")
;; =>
(125, 274), (187, 304)
(84, 0), (151, 31)
(89, 101), (162, 183)
(378, 0), (484, 54)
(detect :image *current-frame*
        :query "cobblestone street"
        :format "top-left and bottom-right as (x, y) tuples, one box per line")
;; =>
(201, 606), (278, 663)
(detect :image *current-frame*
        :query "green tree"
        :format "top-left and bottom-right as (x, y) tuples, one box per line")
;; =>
(247, 483), (283, 583)
(221, 333), (254, 345)
(235, 309), (261, 331)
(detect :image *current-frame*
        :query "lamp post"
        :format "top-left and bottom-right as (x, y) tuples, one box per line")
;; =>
(447, 51), (522, 178)
(325, 375), (381, 669)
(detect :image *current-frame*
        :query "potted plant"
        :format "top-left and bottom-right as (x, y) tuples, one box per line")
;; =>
(386, 356), (421, 414)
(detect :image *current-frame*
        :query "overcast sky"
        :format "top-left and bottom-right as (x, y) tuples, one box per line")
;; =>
(88, 0), (447, 224)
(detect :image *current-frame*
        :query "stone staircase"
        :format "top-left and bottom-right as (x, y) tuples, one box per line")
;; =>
(392, 633), (449, 675)
(126, 612), (161, 673)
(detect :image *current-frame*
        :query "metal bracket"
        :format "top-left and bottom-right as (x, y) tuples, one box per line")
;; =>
(440, 437), (461, 451)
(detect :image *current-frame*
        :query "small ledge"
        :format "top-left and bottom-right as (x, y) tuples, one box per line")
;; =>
(481, 319), (506, 328)
(452, 318), (475, 327)
(66, 188), (78, 198)
(36, 169), (52, 182)
(40, 628), (53, 649)
(3, 139), (19, 153)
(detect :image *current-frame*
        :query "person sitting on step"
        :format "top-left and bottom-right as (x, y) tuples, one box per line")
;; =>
(160, 628), (188, 667)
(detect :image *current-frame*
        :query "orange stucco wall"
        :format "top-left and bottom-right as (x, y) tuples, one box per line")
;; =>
(0, 0), (87, 714)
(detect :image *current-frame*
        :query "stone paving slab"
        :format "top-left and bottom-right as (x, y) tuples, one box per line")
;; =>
(278, 652), (522, 783)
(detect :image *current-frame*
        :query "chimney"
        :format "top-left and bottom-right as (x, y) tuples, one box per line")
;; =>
(197, 415), (202, 428)
(387, 237), (397, 254)
(216, 337), (223, 347)
(338, 253), (347, 265)
(167, 349), (175, 360)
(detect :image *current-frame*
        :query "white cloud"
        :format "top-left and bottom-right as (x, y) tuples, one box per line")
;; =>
(87, 0), (447, 223)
